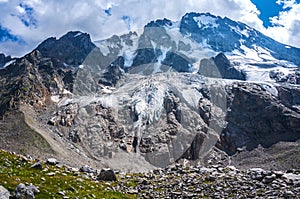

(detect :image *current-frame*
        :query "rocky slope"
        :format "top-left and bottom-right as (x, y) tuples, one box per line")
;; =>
(0, 12), (299, 174)
(0, 150), (299, 198)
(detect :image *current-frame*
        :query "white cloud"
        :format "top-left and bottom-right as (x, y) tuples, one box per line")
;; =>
(263, 1), (300, 47)
(276, 0), (297, 9)
(0, 0), (298, 56)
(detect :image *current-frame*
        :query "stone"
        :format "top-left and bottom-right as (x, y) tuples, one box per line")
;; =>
(273, 171), (284, 178)
(46, 158), (59, 165)
(262, 174), (276, 184)
(284, 190), (295, 197)
(0, 185), (10, 199)
(58, 191), (65, 196)
(13, 183), (39, 199)
(80, 165), (95, 173)
(30, 162), (43, 170)
(127, 189), (138, 194)
(97, 168), (117, 181)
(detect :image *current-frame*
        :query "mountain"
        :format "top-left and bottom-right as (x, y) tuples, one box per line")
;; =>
(0, 12), (299, 172)
(95, 12), (300, 82)
(0, 53), (14, 68)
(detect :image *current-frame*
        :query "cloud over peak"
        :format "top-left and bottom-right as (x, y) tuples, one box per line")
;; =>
(0, 0), (299, 56)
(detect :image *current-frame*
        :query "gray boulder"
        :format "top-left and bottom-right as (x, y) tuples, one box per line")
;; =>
(12, 183), (39, 199)
(198, 53), (246, 80)
(0, 185), (10, 199)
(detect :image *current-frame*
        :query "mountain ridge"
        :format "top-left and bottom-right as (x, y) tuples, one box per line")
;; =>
(0, 12), (299, 172)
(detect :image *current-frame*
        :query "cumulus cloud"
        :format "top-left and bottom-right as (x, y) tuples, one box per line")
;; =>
(263, 1), (300, 47)
(0, 0), (298, 56)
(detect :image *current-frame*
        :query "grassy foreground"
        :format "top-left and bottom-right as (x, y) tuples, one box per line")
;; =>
(0, 150), (136, 199)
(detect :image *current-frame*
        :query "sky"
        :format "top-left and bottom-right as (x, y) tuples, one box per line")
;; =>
(0, 0), (299, 57)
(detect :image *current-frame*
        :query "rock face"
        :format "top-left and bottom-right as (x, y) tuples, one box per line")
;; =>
(218, 82), (300, 154)
(269, 69), (300, 84)
(98, 64), (124, 87)
(130, 19), (194, 73)
(198, 53), (246, 80)
(36, 31), (96, 66)
(180, 12), (300, 65)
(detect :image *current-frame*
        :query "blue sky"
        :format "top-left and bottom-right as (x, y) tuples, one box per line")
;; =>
(251, 0), (287, 27)
(0, 0), (299, 57)
(251, 0), (300, 27)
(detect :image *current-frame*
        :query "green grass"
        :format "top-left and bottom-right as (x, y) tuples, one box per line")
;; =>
(0, 150), (136, 199)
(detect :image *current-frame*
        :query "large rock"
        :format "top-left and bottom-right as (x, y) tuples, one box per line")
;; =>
(198, 53), (246, 80)
(46, 158), (59, 165)
(0, 185), (10, 199)
(12, 183), (39, 199)
(97, 168), (117, 181)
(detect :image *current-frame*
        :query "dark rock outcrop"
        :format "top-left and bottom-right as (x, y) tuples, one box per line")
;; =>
(198, 53), (246, 80)
(36, 31), (96, 66)
(218, 82), (300, 154)
(97, 168), (117, 181)
(130, 20), (194, 73)
(98, 64), (124, 87)
(269, 69), (300, 85)
(0, 53), (13, 68)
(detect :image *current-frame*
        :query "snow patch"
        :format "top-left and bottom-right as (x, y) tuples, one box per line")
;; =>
(3, 60), (15, 68)
(261, 83), (278, 97)
(193, 15), (218, 29)
(230, 25), (249, 38)
(74, 32), (83, 37)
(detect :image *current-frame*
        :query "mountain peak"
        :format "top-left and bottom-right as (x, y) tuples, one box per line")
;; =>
(180, 12), (300, 66)
(145, 18), (173, 28)
(36, 31), (96, 66)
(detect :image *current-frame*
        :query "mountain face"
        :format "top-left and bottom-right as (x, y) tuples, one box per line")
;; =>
(180, 12), (300, 66)
(0, 53), (14, 68)
(0, 12), (299, 171)
(36, 31), (96, 66)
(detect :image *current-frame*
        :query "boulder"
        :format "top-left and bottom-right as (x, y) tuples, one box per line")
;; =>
(0, 185), (10, 199)
(12, 183), (39, 199)
(97, 168), (117, 181)
(46, 158), (59, 165)
(198, 53), (246, 80)
(30, 162), (43, 170)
